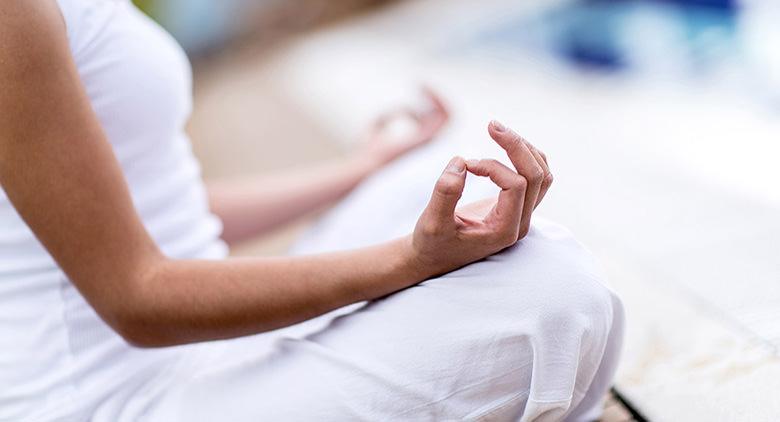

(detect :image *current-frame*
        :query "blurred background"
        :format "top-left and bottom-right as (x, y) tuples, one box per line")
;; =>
(133, 0), (780, 420)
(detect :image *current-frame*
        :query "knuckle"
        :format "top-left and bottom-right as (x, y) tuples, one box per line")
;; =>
(434, 177), (461, 196)
(544, 173), (554, 187)
(515, 175), (528, 190)
(509, 175), (526, 190)
(501, 229), (519, 246)
(489, 230), (513, 250)
(527, 166), (544, 184)
(483, 158), (500, 168)
(419, 221), (442, 237)
(517, 225), (530, 239)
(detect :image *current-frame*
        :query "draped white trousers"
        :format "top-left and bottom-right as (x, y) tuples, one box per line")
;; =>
(145, 144), (624, 422)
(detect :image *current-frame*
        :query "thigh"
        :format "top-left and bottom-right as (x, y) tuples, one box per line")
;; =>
(146, 219), (622, 422)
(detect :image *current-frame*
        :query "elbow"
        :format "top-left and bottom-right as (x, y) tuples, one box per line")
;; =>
(108, 307), (175, 348)
(101, 268), (178, 348)
(111, 315), (172, 348)
(70, 253), (179, 347)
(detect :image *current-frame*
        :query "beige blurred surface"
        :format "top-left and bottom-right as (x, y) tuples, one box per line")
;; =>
(188, 46), (339, 256)
(186, 0), (780, 420)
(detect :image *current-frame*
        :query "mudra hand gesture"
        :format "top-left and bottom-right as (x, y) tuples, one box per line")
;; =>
(411, 120), (553, 275)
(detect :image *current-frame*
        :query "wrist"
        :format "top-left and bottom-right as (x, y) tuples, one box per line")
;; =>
(348, 150), (383, 181)
(394, 234), (437, 283)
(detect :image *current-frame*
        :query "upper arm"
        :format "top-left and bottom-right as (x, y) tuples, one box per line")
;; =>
(0, 0), (163, 326)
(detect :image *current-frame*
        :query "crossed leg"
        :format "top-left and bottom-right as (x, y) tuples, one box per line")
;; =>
(146, 145), (624, 422)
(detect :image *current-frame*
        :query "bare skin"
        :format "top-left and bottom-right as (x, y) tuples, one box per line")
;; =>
(0, 0), (552, 348)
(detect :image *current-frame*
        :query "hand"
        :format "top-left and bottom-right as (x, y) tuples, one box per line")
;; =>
(357, 87), (450, 169)
(410, 120), (553, 276)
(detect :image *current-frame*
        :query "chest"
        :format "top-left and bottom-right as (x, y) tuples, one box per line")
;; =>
(66, 1), (193, 150)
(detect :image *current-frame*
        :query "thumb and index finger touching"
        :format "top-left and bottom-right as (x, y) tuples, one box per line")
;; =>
(425, 120), (550, 226)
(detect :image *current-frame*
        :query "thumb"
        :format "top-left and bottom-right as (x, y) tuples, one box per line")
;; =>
(425, 156), (466, 221)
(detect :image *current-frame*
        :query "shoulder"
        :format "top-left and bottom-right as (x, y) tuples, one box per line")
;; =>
(0, 0), (67, 48)
(0, 0), (71, 79)
(0, 0), (65, 26)
(0, 0), (83, 146)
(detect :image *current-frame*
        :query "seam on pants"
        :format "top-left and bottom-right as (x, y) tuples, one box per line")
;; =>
(387, 360), (534, 420)
(468, 389), (531, 421)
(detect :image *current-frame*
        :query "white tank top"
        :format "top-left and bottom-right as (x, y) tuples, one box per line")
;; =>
(0, 1), (228, 420)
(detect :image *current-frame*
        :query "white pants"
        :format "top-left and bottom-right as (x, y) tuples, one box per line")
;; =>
(146, 145), (624, 422)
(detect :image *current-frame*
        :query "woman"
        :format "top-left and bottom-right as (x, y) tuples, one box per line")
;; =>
(0, 0), (623, 421)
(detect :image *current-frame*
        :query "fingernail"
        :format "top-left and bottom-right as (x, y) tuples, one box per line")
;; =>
(465, 159), (479, 167)
(445, 157), (465, 174)
(490, 120), (506, 132)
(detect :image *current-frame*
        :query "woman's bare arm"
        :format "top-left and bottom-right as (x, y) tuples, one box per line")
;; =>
(207, 156), (378, 245)
(208, 90), (450, 245)
(0, 0), (550, 348)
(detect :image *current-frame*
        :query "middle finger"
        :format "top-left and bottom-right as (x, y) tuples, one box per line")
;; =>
(487, 120), (544, 238)
(525, 144), (552, 208)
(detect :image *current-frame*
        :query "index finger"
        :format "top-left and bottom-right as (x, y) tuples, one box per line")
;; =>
(487, 121), (546, 193)
(465, 158), (525, 228)
(420, 85), (450, 119)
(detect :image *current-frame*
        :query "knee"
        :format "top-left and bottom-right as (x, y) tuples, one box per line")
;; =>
(532, 269), (620, 354)
(415, 221), (622, 419)
(479, 218), (623, 347)
(490, 220), (623, 412)
(431, 217), (623, 346)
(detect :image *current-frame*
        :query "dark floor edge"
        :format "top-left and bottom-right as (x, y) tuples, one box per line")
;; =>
(610, 387), (650, 422)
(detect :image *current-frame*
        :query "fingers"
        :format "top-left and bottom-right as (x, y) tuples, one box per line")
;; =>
(487, 120), (544, 238)
(371, 88), (450, 147)
(465, 159), (525, 229)
(371, 108), (419, 133)
(420, 85), (450, 121)
(424, 156), (467, 224)
(418, 88), (450, 139)
(525, 144), (553, 208)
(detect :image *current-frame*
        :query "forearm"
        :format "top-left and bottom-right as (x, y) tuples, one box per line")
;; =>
(115, 235), (426, 347)
(208, 155), (378, 245)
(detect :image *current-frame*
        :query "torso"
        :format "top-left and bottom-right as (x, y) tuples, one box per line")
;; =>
(0, 1), (227, 419)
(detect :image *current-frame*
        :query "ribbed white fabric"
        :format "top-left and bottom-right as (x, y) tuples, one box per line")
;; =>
(0, 1), (227, 420)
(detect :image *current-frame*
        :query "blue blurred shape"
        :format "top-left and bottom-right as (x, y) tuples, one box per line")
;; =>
(469, 0), (737, 73)
(149, 0), (245, 53)
(646, 0), (736, 10)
